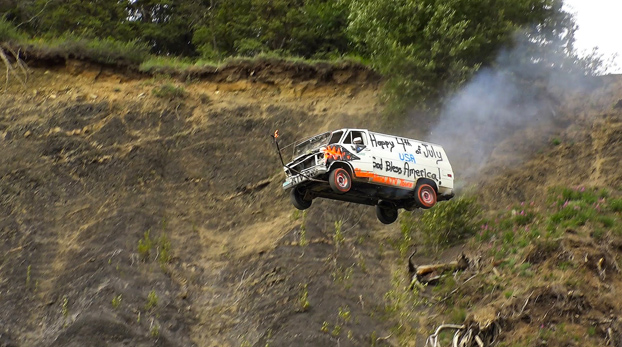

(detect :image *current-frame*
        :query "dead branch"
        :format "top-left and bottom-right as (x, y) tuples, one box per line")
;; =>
(0, 44), (28, 90)
(411, 253), (469, 286)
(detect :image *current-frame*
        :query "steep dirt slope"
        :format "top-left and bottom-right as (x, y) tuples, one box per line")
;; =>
(0, 61), (400, 347)
(2, 58), (622, 347)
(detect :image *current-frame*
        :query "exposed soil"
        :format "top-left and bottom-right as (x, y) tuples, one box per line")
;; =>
(2, 57), (622, 347)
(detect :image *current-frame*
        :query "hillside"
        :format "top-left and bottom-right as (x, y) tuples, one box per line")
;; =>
(1, 59), (622, 347)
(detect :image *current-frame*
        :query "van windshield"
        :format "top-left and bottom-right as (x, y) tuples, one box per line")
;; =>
(293, 132), (331, 157)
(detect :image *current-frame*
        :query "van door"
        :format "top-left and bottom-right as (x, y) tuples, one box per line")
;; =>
(341, 130), (373, 180)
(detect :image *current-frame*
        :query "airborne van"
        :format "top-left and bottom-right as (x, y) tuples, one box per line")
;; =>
(280, 129), (454, 224)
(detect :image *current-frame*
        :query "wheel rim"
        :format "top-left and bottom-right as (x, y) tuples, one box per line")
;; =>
(336, 172), (348, 188)
(420, 187), (435, 205)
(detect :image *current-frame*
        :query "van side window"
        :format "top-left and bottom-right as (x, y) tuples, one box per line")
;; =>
(329, 131), (343, 144)
(343, 131), (366, 145)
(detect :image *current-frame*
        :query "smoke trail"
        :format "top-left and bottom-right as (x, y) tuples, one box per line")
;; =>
(427, 28), (603, 184)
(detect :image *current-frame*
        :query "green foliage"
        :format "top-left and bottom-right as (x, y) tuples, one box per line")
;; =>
(191, 0), (350, 59)
(112, 294), (122, 309)
(609, 198), (622, 213)
(333, 220), (344, 246)
(61, 295), (69, 317)
(549, 201), (596, 228)
(150, 323), (160, 338)
(138, 230), (154, 261)
(145, 290), (158, 310)
(26, 35), (149, 66)
(0, 17), (25, 42)
(137, 228), (173, 263)
(347, 0), (599, 118)
(158, 234), (172, 264)
(403, 196), (480, 250)
(298, 283), (310, 311)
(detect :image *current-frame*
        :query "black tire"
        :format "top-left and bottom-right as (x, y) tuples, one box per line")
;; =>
(376, 201), (398, 224)
(328, 167), (352, 194)
(414, 181), (437, 209)
(290, 188), (312, 210)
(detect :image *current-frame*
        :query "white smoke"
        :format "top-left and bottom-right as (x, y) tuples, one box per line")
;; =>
(427, 28), (603, 184)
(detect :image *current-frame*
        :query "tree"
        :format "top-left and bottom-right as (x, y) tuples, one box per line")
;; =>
(192, 0), (350, 59)
(126, 0), (204, 55)
(28, 0), (132, 40)
(346, 0), (572, 116)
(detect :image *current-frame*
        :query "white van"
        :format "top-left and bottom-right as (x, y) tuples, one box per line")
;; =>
(278, 129), (454, 224)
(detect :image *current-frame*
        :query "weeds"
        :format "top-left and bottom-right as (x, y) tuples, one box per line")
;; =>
(61, 296), (69, 318)
(138, 229), (173, 264)
(150, 323), (160, 338)
(402, 196), (480, 251)
(152, 83), (187, 99)
(112, 294), (122, 309)
(298, 283), (310, 312)
(138, 230), (153, 261)
(321, 321), (329, 333)
(333, 220), (344, 247)
(145, 290), (158, 310)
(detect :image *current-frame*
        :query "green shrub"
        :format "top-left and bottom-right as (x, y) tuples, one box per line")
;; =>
(0, 18), (25, 42)
(406, 196), (481, 250)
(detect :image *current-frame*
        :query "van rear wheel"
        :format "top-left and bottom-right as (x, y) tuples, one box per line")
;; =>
(290, 188), (312, 210)
(376, 201), (398, 224)
(329, 168), (351, 193)
(415, 182), (437, 209)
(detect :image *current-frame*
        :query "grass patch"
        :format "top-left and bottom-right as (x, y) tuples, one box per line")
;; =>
(26, 35), (149, 66)
(609, 198), (622, 213)
(139, 56), (218, 73)
(152, 83), (187, 99)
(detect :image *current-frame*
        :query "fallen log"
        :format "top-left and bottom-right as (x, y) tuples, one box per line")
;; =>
(410, 253), (469, 285)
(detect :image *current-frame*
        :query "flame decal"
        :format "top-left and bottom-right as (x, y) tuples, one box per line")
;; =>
(322, 145), (359, 164)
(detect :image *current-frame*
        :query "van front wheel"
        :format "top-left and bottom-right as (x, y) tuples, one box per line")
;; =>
(376, 201), (398, 224)
(290, 188), (312, 210)
(415, 182), (437, 209)
(329, 168), (351, 193)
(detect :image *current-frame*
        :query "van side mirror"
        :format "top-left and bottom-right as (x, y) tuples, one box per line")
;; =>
(353, 137), (363, 145)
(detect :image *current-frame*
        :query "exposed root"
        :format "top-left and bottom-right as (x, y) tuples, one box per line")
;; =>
(0, 44), (28, 90)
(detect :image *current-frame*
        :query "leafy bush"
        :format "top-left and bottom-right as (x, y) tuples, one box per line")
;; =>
(403, 196), (481, 250)
(0, 18), (25, 42)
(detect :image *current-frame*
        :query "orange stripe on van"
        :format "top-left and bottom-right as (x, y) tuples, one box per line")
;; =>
(354, 169), (414, 189)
